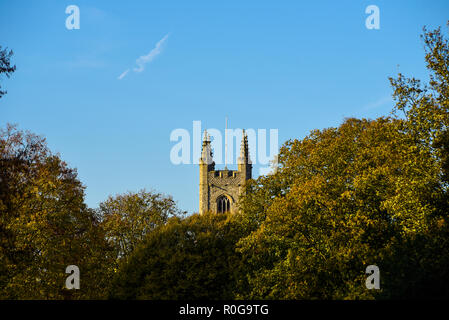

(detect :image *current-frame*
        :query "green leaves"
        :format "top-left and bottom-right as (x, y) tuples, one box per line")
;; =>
(109, 213), (246, 300)
(2, 23), (449, 300)
(233, 23), (449, 299)
(0, 124), (111, 299)
(98, 189), (185, 260)
(0, 46), (16, 98)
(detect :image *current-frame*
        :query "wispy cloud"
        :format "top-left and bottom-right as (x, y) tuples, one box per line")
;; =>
(362, 96), (392, 111)
(118, 33), (170, 80)
(117, 69), (130, 80)
(134, 34), (169, 72)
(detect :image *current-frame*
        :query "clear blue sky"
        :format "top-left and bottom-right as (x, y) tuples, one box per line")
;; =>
(1, 0), (448, 213)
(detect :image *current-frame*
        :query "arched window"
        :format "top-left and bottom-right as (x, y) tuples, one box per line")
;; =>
(216, 195), (231, 213)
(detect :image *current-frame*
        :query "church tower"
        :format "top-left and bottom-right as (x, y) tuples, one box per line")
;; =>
(199, 129), (252, 214)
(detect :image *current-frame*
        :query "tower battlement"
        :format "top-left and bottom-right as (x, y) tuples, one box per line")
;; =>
(211, 170), (238, 178)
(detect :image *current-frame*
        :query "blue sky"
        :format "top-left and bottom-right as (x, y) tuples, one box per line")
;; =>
(1, 0), (448, 213)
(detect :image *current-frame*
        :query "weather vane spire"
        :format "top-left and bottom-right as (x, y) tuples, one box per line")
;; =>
(225, 116), (228, 170)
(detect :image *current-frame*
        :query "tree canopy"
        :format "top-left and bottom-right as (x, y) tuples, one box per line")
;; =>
(108, 213), (246, 299)
(0, 124), (112, 299)
(1, 23), (449, 299)
(0, 46), (16, 99)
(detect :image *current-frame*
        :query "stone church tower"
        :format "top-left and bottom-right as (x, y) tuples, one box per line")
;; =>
(199, 129), (252, 214)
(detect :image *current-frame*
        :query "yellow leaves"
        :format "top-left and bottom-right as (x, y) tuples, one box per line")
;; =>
(236, 97), (449, 298)
(340, 190), (352, 200)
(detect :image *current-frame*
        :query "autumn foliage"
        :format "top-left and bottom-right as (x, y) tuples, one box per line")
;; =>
(1, 24), (449, 299)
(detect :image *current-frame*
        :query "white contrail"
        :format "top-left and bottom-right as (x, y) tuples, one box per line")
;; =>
(117, 69), (130, 80)
(134, 33), (169, 72)
(117, 33), (170, 80)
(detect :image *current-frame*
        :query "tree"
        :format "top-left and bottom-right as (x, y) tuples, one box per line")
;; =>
(108, 213), (247, 299)
(0, 124), (113, 299)
(0, 46), (16, 99)
(98, 189), (185, 260)
(381, 22), (449, 298)
(235, 24), (449, 299)
(389, 24), (449, 189)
